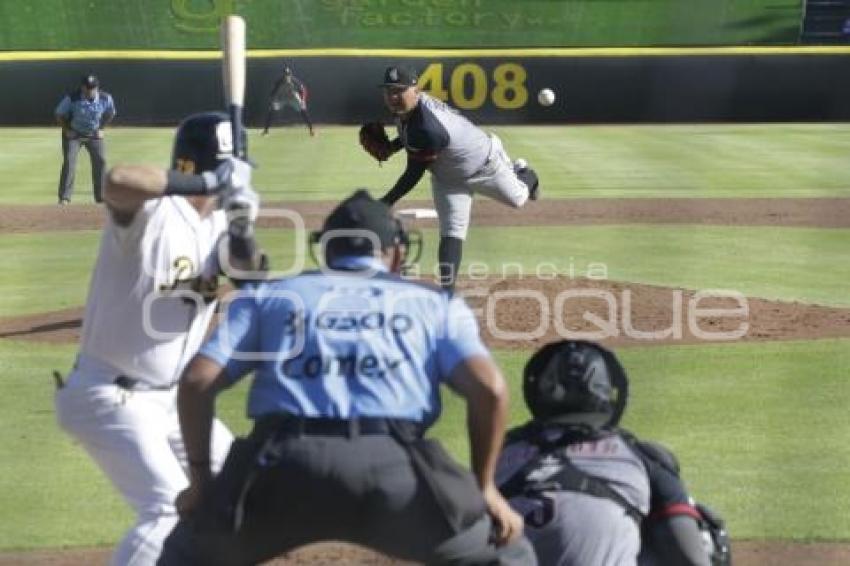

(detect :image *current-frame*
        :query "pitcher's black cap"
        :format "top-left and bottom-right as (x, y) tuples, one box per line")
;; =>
(380, 66), (418, 88)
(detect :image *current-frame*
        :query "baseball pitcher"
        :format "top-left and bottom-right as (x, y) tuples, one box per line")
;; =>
(360, 65), (540, 291)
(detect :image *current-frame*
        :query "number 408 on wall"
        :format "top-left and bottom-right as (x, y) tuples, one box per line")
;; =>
(418, 62), (528, 110)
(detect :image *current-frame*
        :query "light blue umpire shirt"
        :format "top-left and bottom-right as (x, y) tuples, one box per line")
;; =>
(199, 255), (489, 427)
(55, 89), (116, 137)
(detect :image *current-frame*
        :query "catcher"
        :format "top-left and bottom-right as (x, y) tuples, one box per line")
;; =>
(359, 65), (540, 291)
(636, 438), (731, 566)
(497, 339), (730, 566)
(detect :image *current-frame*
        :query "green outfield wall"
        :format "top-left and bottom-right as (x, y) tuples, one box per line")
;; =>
(0, 1), (804, 50)
(3, 48), (848, 126)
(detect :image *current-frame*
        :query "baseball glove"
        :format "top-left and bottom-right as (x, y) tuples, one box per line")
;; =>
(359, 121), (393, 162)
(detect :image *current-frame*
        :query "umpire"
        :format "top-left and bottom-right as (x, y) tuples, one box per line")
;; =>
(158, 190), (536, 565)
(55, 74), (116, 204)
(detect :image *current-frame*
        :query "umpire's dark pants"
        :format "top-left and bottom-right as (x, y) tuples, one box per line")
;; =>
(158, 422), (536, 565)
(58, 132), (106, 203)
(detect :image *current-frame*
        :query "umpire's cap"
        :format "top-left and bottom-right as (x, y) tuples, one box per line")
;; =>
(81, 74), (99, 88)
(316, 189), (405, 258)
(171, 111), (244, 174)
(523, 340), (628, 429)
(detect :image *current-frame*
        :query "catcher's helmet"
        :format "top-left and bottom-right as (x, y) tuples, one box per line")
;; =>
(171, 111), (243, 174)
(523, 340), (628, 429)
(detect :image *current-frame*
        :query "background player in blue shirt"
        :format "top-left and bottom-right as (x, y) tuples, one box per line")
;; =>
(55, 74), (116, 204)
(158, 190), (536, 565)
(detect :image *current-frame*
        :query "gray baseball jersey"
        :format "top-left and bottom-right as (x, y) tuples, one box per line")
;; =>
(395, 92), (491, 184)
(497, 431), (651, 566)
(394, 92), (528, 239)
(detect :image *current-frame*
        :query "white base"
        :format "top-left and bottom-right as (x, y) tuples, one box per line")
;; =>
(397, 208), (439, 219)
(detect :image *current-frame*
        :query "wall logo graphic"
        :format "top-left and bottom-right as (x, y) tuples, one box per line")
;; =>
(171, 0), (235, 33)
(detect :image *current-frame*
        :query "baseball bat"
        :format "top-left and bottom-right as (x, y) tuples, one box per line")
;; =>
(221, 14), (246, 159)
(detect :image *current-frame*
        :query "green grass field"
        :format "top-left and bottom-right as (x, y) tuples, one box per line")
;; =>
(1, 124), (849, 551)
(4, 124), (850, 206)
(4, 223), (850, 319)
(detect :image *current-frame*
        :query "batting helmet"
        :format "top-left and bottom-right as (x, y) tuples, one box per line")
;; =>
(171, 111), (244, 174)
(523, 340), (628, 429)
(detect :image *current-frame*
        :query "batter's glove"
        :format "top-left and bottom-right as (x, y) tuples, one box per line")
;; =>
(221, 185), (260, 243)
(221, 185), (259, 222)
(202, 157), (253, 194)
(359, 121), (394, 163)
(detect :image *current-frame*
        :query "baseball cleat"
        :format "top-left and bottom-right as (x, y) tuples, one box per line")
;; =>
(518, 167), (540, 201)
(528, 172), (540, 200)
(513, 159), (539, 200)
(58, 198), (70, 205)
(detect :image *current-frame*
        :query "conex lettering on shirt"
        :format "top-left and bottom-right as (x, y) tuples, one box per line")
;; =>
(200, 254), (489, 421)
(282, 351), (407, 380)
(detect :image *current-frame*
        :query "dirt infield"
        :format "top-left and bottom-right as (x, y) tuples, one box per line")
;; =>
(3, 197), (850, 234)
(3, 198), (849, 564)
(3, 276), (850, 348)
(2, 540), (850, 566)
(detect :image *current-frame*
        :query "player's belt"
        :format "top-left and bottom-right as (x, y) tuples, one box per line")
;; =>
(257, 414), (420, 438)
(114, 375), (176, 392)
(470, 136), (497, 177)
(69, 128), (97, 139)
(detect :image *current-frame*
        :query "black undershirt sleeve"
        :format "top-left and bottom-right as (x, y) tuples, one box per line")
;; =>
(163, 170), (210, 196)
(380, 158), (428, 206)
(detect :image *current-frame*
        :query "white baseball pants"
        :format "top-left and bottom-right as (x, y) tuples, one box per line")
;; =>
(55, 368), (233, 566)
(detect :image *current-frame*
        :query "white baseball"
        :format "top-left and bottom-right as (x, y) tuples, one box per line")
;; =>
(538, 88), (555, 107)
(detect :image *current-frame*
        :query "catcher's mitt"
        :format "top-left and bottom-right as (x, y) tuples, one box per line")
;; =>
(359, 121), (393, 162)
